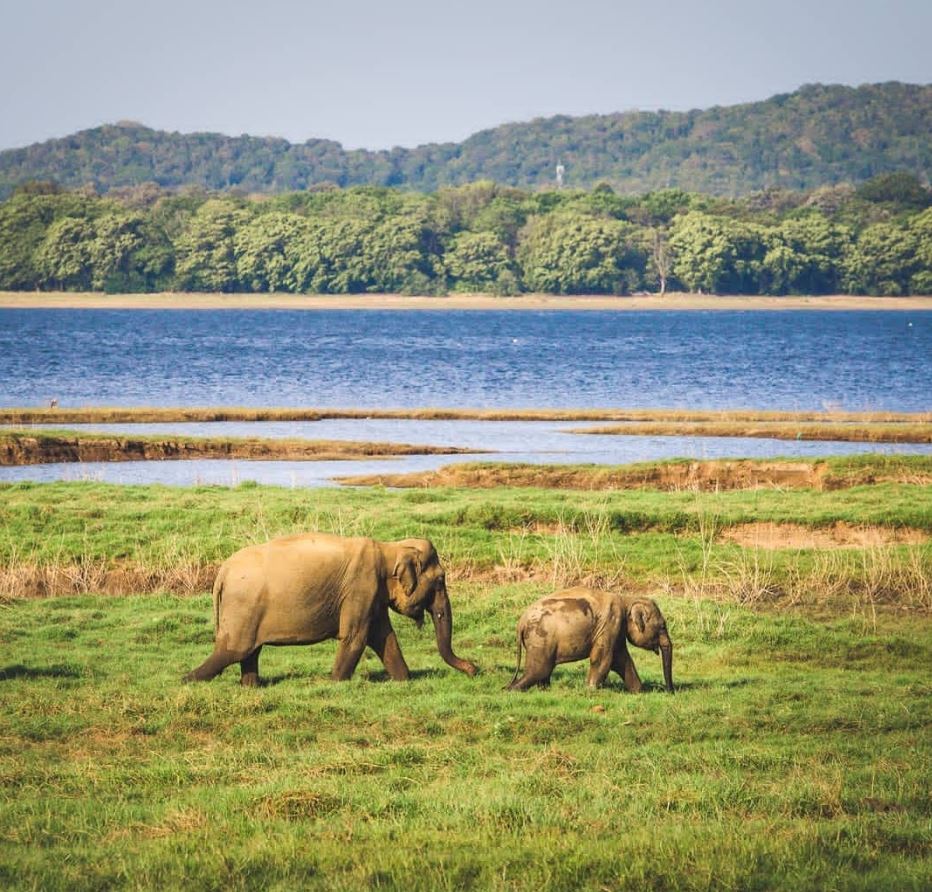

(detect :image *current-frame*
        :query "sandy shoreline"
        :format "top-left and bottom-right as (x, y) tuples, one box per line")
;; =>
(1, 291), (930, 311)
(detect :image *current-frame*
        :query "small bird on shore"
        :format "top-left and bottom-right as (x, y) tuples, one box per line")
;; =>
(48, 398), (58, 409)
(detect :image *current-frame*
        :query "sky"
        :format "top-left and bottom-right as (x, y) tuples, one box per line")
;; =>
(2, 0), (930, 151)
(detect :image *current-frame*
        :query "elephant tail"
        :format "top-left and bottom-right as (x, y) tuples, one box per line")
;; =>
(211, 566), (225, 638)
(504, 626), (524, 690)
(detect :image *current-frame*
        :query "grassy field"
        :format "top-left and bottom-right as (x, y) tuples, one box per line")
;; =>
(1, 465), (930, 889)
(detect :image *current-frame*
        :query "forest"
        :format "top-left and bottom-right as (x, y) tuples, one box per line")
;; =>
(1, 172), (929, 296)
(1, 83), (929, 198)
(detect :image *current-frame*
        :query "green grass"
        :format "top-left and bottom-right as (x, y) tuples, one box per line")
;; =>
(1, 475), (931, 561)
(0, 473), (930, 888)
(0, 588), (929, 890)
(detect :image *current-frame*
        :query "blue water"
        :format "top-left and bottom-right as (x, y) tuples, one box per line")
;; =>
(1, 308), (929, 411)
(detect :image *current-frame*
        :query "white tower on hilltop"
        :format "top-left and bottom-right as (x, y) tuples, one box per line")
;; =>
(555, 163), (565, 188)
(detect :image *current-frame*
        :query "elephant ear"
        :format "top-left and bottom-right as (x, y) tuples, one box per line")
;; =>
(392, 548), (422, 602)
(630, 602), (648, 635)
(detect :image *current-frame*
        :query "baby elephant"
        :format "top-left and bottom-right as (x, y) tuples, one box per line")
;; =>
(507, 587), (674, 693)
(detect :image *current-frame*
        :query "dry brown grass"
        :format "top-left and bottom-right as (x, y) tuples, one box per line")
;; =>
(2, 406), (928, 425)
(253, 791), (344, 821)
(489, 515), (630, 590)
(2, 544), (928, 617)
(0, 557), (217, 601)
(104, 808), (209, 842)
(720, 522), (929, 550)
(572, 420), (932, 443)
(673, 538), (931, 619)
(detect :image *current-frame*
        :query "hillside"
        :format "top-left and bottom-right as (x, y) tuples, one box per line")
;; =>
(1, 82), (929, 197)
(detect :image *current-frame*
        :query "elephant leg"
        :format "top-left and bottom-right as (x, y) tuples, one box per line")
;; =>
(240, 646), (262, 687)
(331, 630), (368, 681)
(183, 646), (242, 683)
(612, 642), (643, 693)
(586, 644), (614, 689)
(507, 650), (554, 691)
(367, 615), (410, 681)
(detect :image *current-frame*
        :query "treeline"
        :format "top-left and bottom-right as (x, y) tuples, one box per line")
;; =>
(1, 83), (930, 197)
(1, 173), (930, 296)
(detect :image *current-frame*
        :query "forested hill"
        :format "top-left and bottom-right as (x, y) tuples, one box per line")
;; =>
(1, 82), (929, 198)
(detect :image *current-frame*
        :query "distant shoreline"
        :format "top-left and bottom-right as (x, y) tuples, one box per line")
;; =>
(1, 292), (930, 311)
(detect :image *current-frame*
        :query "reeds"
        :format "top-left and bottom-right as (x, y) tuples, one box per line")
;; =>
(2, 406), (928, 425)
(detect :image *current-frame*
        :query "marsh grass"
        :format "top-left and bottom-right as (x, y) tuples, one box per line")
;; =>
(2, 405), (928, 425)
(0, 588), (929, 890)
(338, 454), (932, 491)
(573, 420), (932, 444)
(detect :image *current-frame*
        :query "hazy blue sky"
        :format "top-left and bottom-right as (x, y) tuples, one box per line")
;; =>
(3, 0), (930, 151)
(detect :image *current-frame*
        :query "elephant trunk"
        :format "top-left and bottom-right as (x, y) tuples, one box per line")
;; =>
(430, 585), (478, 677)
(659, 633), (674, 693)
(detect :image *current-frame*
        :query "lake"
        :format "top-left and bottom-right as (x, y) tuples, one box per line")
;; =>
(1, 308), (929, 411)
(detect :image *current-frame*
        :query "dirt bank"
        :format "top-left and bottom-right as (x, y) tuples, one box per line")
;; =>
(2, 291), (931, 311)
(0, 432), (476, 466)
(337, 459), (932, 491)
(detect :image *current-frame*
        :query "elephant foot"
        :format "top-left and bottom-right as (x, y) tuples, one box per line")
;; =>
(184, 648), (240, 683)
(507, 673), (551, 691)
(239, 647), (262, 686)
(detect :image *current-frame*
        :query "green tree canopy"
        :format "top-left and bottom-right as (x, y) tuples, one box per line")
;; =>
(855, 172), (931, 210)
(908, 208), (932, 294)
(517, 213), (644, 294)
(843, 223), (919, 295)
(443, 231), (518, 294)
(174, 200), (251, 292)
(760, 215), (853, 294)
(233, 212), (311, 292)
(35, 217), (96, 290)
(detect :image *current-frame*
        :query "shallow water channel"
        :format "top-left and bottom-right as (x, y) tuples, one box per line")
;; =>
(2, 419), (927, 488)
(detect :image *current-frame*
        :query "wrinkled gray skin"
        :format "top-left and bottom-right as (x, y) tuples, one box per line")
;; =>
(184, 533), (477, 686)
(507, 587), (674, 692)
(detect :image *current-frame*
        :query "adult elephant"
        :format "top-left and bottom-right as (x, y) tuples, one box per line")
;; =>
(184, 533), (477, 686)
